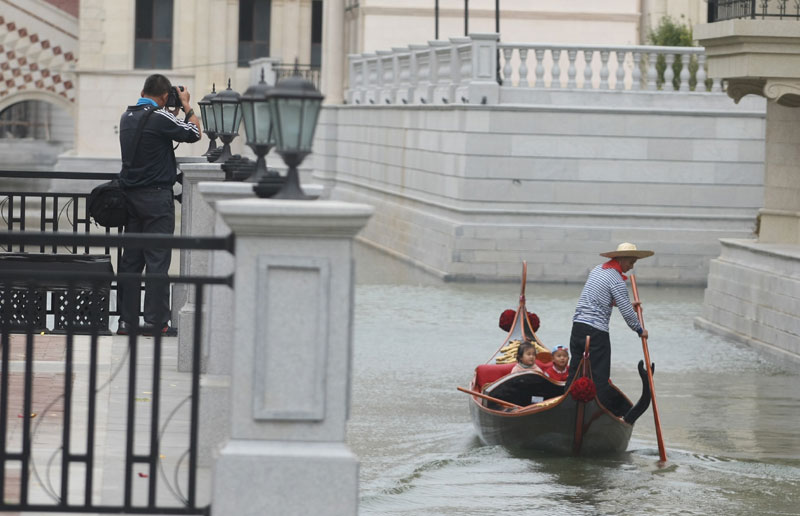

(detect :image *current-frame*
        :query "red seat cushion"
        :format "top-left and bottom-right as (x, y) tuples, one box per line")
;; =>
(475, 363), (515, 390)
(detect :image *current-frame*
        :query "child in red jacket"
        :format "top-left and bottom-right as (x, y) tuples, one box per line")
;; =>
(543, 345), (569, 382)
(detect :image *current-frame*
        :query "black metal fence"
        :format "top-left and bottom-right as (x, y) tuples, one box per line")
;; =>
(0, 231), (232, 514)
(273, 63), (321, 90)
(0, 171), (186, 334)
(709, 0), (800, 21)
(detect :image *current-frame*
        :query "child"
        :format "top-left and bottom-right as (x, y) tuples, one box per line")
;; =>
(543, 345), (569, 382)
(511, 341), (543, 374)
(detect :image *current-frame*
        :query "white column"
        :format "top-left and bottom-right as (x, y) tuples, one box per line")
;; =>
(174, 162), (225, 372)
(212, 199), (373, 516)
(321, 0), (346, 103)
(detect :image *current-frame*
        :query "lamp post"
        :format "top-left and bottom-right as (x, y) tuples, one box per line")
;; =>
(265, 72), (325, 200)
(241, 69), (284, 197)
(210, 78), (242, 164)
(198, 84), (218, 156)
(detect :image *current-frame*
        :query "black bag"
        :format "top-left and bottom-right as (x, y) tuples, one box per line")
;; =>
(88, 179), (128, 227)
(88, 106), (155, 227)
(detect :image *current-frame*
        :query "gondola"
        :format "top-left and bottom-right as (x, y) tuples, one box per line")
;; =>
(459, 262), (654, 455)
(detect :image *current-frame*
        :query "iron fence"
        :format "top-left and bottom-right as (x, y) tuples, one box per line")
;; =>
(0, 171), (189, 334)
(0, 230), (232, 514)
(273, 63), (321, 89)
(709, 0), (800, 21)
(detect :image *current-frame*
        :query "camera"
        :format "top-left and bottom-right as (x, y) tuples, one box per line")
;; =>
(166, 85), (185, 110)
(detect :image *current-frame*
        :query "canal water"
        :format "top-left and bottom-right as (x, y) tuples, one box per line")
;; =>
(348, 248), (800, 515)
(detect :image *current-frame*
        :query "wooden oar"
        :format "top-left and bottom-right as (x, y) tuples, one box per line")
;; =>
(630, 274), (667, 462)
(457, 387), (522, 410)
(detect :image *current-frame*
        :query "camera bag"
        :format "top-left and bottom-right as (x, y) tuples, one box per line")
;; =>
(89, 107), (155, 227)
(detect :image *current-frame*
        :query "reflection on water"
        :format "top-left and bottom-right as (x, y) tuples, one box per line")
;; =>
(349, 245), (800, 515)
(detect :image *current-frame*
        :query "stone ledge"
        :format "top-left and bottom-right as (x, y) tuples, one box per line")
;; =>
(695, 316), (800, 367)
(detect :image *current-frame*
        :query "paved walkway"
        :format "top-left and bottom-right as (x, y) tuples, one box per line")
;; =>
(1, 332), (211, 515)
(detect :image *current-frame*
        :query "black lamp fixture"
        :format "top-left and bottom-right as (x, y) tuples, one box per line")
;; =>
(241, 68), (284, 196)
(198, 83), (218, 156)
(265, 67), (325, 200)
(210, 78), (242, 163)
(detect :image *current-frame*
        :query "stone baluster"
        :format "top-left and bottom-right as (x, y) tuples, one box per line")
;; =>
(679, 51), (691, 92)
(567, 49), (577, 89)
(446, 37), (470, 102)
(647, 52), (658, 91)
(550, 49), (561, 88)
(467, 32), (500, 104)
(534, 48), (545, 88)
(376, 50), (392, 104)
(430, 40), (452, 104)
(394, 48), (411, 104)
(632, 51), (642, 90)
(364, 54), (378, 104)
(519, 48), (529, 87)
(599, 50), (610, 89)
(456, 43), (473, 102)
(412, 46), (431, 104)
(409, 43), (428, 103)
(583, 50), (593, 89)
(345, 55), (357, 103)
(502, 47), (514, 85)
(696, 53), (708, 92)
(664, 52), (675, 91)
(615, 50), (626, 90)
(711, 76), (722, 93)
(211, 198), (373, 516)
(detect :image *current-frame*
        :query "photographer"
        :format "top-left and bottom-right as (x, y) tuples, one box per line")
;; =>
(117, 73), (202, 335)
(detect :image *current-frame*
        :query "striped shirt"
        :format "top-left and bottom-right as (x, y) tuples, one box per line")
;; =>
(573, 264), (643, 334)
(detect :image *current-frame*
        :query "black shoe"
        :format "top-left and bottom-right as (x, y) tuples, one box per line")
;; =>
(117, 321), (131, 335)
(140, 322), (169, 336)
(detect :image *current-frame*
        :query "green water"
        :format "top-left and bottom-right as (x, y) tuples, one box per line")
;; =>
(348, 251), (800, 515)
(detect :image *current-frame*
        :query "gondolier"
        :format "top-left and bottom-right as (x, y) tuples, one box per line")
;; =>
(567, 243), (655, 405)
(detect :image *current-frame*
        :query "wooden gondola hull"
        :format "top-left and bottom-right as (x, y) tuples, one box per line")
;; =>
(468, 394), (633, 455)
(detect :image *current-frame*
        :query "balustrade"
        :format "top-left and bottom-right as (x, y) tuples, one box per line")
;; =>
(345, 35), (723, 105)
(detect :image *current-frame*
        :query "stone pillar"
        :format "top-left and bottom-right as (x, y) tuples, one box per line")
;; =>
(196, 181), (255, 465)
(321, 0), (346, 103)
(759, 101), (800, 244)
(173, 162), (224, 372)
(212, 198), (373, 516)
(468, 33), (500, 105)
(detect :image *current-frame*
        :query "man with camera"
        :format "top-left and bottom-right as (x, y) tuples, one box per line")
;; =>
(117, 73), (202, 336)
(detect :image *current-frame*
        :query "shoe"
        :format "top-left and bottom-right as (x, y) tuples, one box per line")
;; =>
(117, 321), (131, 335)
(140, 322), (169, 336)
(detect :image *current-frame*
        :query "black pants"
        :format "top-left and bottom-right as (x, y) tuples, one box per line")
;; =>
(118, 187), (174, 326)
(566, 322), (612, 404)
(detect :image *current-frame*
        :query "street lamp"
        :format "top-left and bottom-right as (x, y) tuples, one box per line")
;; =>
(240, 69), (284, 197)
(210, 78), (242, 163)
(265, 71), (325, 200)
(198, 83), (218, 156)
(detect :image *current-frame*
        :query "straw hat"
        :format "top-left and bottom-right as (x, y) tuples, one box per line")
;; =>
(600, 242), (654, 259)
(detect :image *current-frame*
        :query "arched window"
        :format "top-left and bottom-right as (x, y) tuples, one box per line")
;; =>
(0, 100), (64, 140)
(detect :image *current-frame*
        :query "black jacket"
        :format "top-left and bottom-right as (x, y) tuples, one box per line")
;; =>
(118, 104), (201, 189)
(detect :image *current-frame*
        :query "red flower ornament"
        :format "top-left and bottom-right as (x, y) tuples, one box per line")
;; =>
(570, 377), (596, 403)
(498, 310), (541, 332)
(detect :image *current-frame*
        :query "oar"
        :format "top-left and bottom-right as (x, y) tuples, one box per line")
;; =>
(630, 274), (667, 462)
(456, 387), (522, 410)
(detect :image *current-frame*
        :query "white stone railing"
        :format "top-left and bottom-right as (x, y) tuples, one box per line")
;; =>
(499, 42), (722, 92)
(345, 33), (724, 105)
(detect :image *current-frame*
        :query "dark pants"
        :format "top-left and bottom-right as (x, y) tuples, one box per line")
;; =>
(566, 322), (612, 404)
(118, 187), (174, 326)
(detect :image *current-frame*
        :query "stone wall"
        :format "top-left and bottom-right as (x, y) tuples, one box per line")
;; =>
(314, 90), (766, 284)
